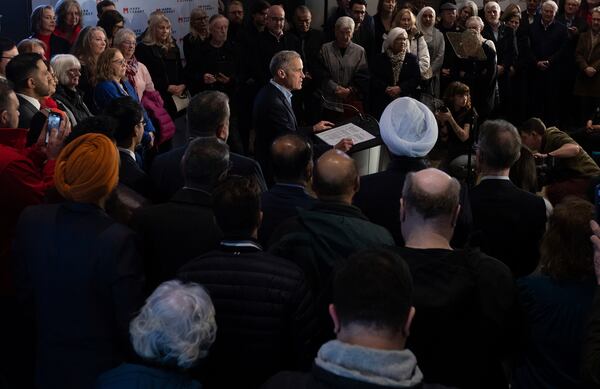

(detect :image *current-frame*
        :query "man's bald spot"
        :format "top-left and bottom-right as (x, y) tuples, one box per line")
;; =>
(403, 168), (460, 219)
(314, 149), (358, 197)
(272, 133), (308, 157)
(269, 5), (285, 16)
(411, 168), (455, 197)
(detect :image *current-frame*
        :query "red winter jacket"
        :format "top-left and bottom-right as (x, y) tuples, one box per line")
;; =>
(0, 128), (55, 294)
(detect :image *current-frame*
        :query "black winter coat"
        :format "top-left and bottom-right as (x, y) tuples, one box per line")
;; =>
(177, 241), (318, 389)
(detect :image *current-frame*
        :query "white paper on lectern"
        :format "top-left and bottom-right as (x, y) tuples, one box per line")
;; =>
(315, 123), (375, 146)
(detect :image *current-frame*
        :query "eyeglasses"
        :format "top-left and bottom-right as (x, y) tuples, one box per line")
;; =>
(112, 59), (126, 65)
(121, 40), (136, 46)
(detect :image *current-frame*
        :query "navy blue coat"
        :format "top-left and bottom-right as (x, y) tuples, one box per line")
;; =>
(13, 202), (144, 389)
(150, 143), (267, 202)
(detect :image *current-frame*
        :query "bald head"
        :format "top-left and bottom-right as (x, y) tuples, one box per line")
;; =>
(402, 168), (460, 220)
(267, 5), (286, 35)
(313, 149), (359, 202)
(271, 134), (313, 183)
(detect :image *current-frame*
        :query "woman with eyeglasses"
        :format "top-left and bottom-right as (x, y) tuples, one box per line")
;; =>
(50, 54), (92, 126)
(370, 27), (420, 118)
(94, 48), (156, 147)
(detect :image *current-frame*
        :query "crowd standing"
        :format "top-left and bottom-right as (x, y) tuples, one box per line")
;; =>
(2, 0), (600, 388)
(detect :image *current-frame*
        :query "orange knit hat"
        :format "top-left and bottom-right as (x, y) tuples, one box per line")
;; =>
(54, 133), (119, 203)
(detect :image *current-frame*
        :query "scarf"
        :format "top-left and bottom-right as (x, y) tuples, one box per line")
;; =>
(387, 48), (406, 85)
(125, 56), (139, 89)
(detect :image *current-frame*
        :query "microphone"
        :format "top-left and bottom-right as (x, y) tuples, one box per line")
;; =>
(318, 91), (364, 121)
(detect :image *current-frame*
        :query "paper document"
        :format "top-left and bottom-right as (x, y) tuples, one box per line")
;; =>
(316, 122), (375, 146)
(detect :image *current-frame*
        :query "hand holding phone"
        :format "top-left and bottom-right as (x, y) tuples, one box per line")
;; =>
(45, 111), (62, 144)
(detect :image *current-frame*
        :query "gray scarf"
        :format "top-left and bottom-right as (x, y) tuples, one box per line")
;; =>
(315, 340), (423, 387)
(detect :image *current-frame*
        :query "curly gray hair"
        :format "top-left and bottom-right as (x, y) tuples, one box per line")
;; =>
(130, 280), (217, 369)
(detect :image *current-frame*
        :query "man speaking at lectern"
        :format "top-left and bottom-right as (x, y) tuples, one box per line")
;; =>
(253, 50), (353, 185)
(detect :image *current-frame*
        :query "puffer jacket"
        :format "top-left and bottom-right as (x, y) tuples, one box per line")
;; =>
(177, 240), (318, 389)
(141, 90), (175, 146)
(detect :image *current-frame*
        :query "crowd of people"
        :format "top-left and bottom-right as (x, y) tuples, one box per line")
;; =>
(2, 0), (600, 388)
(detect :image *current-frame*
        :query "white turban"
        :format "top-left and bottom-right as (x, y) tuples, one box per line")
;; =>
(379, 97), (438, 157)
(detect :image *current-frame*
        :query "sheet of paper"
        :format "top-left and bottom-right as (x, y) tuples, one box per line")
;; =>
(315, 122), (375, 146)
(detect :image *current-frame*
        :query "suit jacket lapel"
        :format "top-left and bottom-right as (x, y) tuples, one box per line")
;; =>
(272, 84), (298, 130)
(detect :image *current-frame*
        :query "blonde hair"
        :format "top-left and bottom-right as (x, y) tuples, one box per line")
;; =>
(393, 8), (416, 31)
(142, 14), (175, 50)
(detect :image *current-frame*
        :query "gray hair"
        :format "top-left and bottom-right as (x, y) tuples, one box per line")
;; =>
(592, 5), (600, 12)
(113, 28), (137, 48)
(478, 119), (522, 169)
(130, 280), (217, 369)
(50, 54), (81, 85)
(542, 0), (559, 13)
(465, 15), (484, 30)
(335, 16), (355, 32)
(484, 1), (501, 12)
(269, 50), (301, 77)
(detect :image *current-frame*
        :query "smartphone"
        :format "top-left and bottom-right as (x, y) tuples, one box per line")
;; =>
(45, 112), (62, 143)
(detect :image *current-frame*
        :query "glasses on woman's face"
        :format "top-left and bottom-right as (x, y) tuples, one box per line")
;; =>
(67, 68), (81, 76)
(112, 58), (126, 66)
(122, 40), (136, 47)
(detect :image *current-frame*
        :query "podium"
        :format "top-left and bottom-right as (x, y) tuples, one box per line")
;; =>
(313, 115), (386, 176)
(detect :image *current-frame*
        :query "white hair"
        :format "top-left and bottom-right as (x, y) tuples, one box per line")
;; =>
(269, 50), (301, 77)
(113, 28), (137, 48)
(542, 0), (559, 13)
(594, 5), (600, 13)
(484, 1), (501, 12)
(383, 27), (408, 52)
(130, 280), (217, 369)
(50, 54), (81, 86)
(466, 15), (484, 30)
(335, 16), (355, 32)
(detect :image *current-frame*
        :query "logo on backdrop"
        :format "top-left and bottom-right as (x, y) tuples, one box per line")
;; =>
(178, 16), (191, 23)
(122, 7), (144, 14)
(156, 7), (176, 14)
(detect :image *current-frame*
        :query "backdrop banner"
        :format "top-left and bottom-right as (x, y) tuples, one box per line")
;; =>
(33, 0), (219, 58)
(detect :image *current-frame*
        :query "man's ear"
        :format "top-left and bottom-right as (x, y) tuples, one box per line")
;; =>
(400, 198), (406, 222)
(403, 306), (416, 338)
(451, 204), (461, 228)
(26, 76), (36, 91)
(353, 175), (360, 194)
(0, 110), (8, 128)
(278, 68), (286, 79)
(329, 304), (341, 334)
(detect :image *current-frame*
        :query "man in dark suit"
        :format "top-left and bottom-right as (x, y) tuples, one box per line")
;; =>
(151, 90), (266, 201)
(104, 97), (152, 198)
(259, 133), (316, 246)
(253, 50), (352, 184)
(5, 53), (51, 129)
(133, 137), (228, 293)
(470, 119), (547, 277)
(178, 175), (317, 388)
